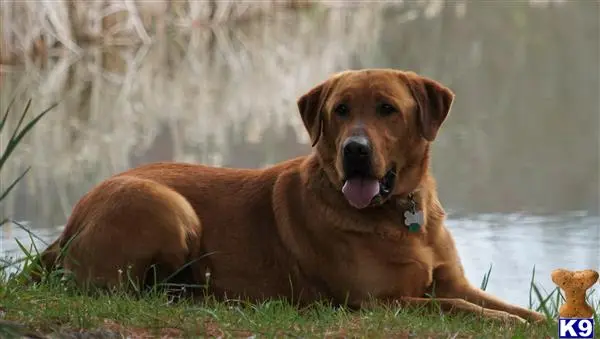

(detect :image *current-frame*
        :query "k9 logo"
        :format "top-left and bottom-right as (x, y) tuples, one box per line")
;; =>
(558, 318), (595, 339)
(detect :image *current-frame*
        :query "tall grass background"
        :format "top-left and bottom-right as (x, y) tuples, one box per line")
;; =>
(1, 0), (320, 65)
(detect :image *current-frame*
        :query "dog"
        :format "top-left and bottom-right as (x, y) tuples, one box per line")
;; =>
(38, 68), (546, 324)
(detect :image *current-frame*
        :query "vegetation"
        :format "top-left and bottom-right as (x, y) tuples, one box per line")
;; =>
(0, 98), (57, 225)
(1, 243), (598, 338)
(0, 283), (575, 338)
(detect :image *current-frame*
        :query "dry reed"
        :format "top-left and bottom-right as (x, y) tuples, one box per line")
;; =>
(0, 0), (320, 65)
(0, 0), (565, 65)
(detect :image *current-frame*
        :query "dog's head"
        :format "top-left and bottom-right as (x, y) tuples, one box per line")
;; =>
(297, 69), (454, 209)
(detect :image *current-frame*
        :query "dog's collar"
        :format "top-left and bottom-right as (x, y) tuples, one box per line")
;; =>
(370, 188), (418, 208)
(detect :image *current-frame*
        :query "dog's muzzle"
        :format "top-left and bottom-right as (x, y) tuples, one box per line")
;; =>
(341, 136), (396, 209)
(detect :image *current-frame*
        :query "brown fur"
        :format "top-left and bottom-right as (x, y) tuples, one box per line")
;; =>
(38, 69), (546, 324)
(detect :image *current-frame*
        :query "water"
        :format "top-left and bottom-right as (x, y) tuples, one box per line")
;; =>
(1, 2), (599, 309)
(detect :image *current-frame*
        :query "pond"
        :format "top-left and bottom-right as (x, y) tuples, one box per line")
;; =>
(1, 2), (598, 309)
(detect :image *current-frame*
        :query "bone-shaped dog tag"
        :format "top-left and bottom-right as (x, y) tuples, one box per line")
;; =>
(404, 210), (423, 233)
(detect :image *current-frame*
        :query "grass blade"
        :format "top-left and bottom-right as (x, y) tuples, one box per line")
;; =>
(0, 95), (17, 131)
(480, 264), (493, 291)
(7, 99), (32, 143)
(531, 282), (553, 318)
(13, 238), (37, 267)
(528, 265), (536, 309)
(11, 220), (48, 247)
(0, 101), (58, 169)
(0, 167), (30, 202)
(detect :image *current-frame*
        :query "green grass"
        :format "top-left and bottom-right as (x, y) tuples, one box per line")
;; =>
(0, 271), (573, 339)
(1, 99), (598, 338)
(0, 98), (57, 226)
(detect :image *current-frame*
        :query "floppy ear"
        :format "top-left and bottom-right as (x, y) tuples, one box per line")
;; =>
(297, 78), (337, 147)
(401, 72), (455, 141)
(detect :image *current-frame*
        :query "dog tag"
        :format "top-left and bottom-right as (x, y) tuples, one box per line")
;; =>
(404, 210), (423, 233)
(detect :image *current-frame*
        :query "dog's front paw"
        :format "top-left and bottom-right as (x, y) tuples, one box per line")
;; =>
(482, 309), (527, 325)
(527, 311), (550, 324)
(504, 313), (528, 325)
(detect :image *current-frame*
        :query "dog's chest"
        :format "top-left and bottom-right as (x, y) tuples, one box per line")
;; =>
(333, 239), (435, 303)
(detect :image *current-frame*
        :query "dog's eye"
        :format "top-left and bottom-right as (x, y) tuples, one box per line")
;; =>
(334, 104), (350, 118)
(378, 103), (397, 117)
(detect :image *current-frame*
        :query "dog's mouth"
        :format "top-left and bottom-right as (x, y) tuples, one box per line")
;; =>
(341, 165), (397, 209)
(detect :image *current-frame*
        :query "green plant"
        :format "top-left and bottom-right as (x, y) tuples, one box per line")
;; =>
(0, 98), (57, 225)
(0, 97), (56, 337)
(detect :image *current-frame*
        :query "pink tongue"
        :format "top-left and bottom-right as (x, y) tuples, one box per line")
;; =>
(342, 178), (380, 209)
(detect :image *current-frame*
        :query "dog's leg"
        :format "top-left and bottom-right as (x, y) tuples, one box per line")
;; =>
(430, 228), (548, 323)
(392, 296), (526, 324)
(431, 260), (546, 323)
(59, 176), (202, 292)
(435, 282), (547, 323)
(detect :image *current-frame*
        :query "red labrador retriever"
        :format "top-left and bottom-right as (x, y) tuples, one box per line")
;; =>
(38, 69), (546, 324)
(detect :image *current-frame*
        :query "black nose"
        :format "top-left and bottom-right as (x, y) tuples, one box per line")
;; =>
(342, 136), (372, 177)
(343, 136), (371, 158)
